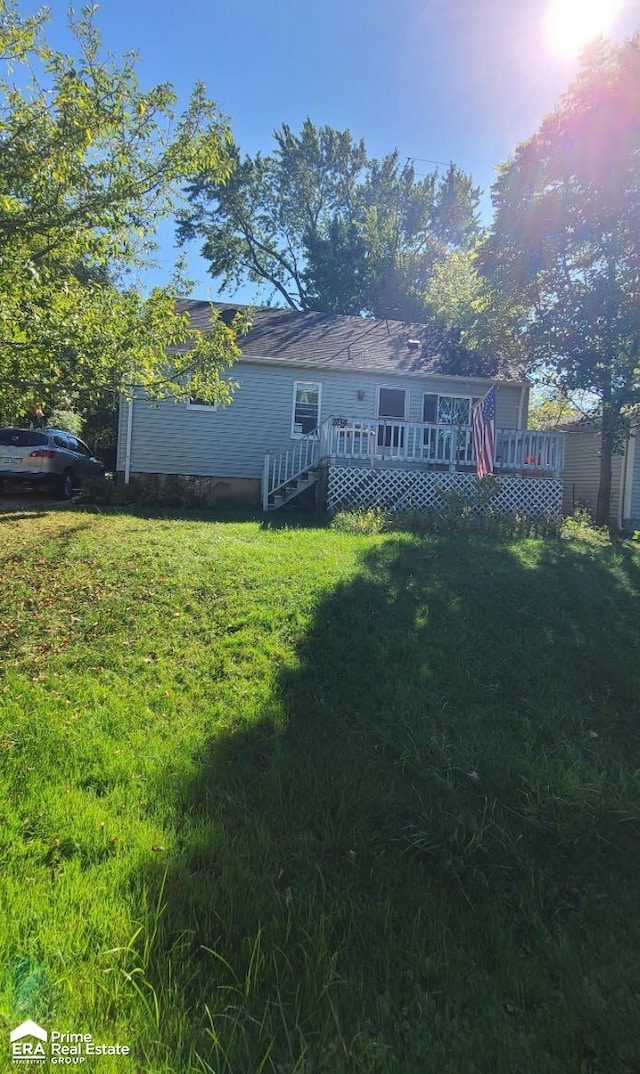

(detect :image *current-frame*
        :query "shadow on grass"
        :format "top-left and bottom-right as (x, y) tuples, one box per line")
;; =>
(59, 502), (333, 530)
(0, 510), (52, 522)
(140, 533), (640, 1074)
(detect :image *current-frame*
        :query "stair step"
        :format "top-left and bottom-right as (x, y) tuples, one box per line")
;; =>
(266, 466), (320, 511)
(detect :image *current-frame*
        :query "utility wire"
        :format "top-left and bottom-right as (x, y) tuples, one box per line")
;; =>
(406, 156), (450, 167)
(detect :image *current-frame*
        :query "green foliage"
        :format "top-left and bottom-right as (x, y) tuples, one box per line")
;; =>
(0, 3), (240, 417)
(76, 472), (114, 504)
(46, 408), (83, 437)
(561, 508), (611, 546)
(480, 36), (640, 524)
(422, 247), (531, 376)
(77, 394), (120, 467)
(433, 472), (500, 514)
(390, 506), (561, 541)
(181, 117), (481, 320)
(527, 391), (582, 430)
(330, 506), (391, 534)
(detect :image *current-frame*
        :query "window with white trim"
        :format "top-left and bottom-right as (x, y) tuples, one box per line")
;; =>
(292, 382), (321, 436)
(423, 393), (480, 463)
(187, 397), (218, 411)
(423, 393), (476, 426)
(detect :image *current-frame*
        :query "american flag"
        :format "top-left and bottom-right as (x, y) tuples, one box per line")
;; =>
(472, 386), (497, 479)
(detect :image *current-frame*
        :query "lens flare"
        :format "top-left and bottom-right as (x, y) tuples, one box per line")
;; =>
(547, 0), (622, 57)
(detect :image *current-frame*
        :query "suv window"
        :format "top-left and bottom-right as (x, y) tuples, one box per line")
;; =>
(53, 434), (72, 450)
(70, 438), (91, 457)
(0, 428), (49, 448)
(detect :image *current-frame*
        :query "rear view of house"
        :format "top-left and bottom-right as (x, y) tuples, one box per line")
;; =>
(117, 302), (565, 515)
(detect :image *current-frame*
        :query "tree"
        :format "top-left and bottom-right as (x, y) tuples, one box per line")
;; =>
(179, 118), (481, 320)
(527, 390), (582, 430)
(479, 36), (640, 525)
(0, 2), (241, 422)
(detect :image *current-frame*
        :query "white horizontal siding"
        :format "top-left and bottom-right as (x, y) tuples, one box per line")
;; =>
(123, 362), (527, 480)
(321, 371), (523, 428)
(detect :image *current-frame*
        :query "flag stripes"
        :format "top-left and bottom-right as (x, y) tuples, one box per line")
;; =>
(472, 386), (497, 479)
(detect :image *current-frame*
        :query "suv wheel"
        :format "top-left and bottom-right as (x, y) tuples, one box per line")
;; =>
(59, 469), (75, 500)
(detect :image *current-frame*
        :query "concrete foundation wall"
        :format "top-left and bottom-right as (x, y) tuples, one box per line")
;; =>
(118, 472), (261, 509)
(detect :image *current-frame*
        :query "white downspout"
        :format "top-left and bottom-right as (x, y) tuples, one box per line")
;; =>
(124, 394), (134, 485)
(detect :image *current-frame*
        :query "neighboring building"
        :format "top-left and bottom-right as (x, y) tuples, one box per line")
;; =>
(116, 301), (565, 514)
(561, 416), (639, 531)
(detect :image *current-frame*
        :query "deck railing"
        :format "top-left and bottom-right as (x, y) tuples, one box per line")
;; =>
(324, 417), (565, 477)
(262, 429), (322, 509)
(496, 428), (565, 476)
(262, 417), (565, 509)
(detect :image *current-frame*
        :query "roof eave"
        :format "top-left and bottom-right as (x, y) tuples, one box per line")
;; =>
(168, 346), (528, 386)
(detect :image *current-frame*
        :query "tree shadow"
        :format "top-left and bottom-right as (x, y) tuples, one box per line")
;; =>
(137, 532), (640, 1073)
(0, 510), (51, 523)
(53, 502), (333, 530)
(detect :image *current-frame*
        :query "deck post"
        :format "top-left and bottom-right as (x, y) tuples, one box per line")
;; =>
(262, 454), (270, 511)
(449, 427), (458, 473)
(318, 417), (331, 461)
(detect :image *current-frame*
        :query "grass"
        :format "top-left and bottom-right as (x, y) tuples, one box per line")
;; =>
(1, 505), (640, 1072)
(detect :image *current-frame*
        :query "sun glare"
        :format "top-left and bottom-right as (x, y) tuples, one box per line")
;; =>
(547, 0), (622, 57)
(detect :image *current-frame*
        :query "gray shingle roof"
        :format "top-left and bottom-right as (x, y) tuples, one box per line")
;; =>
(177, 300), (520, 382)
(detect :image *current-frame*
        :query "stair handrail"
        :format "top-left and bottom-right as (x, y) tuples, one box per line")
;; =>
(262, 424), (327, 510)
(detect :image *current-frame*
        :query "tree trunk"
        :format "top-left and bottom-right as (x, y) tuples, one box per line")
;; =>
(595, 433), (613, 528)
(595, 371), (615, 528)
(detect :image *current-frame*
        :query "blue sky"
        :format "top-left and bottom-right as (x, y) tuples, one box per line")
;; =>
(38, 0), (640, 302)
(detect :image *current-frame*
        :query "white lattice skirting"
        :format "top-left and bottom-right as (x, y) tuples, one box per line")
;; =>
(327, 467), (563, 517)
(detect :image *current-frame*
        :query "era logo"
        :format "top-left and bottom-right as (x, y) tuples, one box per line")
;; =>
(10, 1020), (48, 1063)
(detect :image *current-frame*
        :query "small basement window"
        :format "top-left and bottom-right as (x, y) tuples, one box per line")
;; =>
(292, 382), (321, 436)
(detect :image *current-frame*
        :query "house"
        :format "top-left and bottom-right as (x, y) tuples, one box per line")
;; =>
(116, 301), (565, 514)
(560, 415), (639, 531)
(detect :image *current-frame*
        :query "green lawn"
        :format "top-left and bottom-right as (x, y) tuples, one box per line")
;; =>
(1, 506), (640, 1073)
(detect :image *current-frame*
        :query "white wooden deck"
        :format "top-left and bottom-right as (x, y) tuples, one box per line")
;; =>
(262, 416), (566, 511)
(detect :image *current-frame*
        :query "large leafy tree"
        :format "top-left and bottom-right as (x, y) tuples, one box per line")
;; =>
(0, 2), (241, 422)
(179, 117), (481, 319)
(479, 36), (640, 525)
(422, 248), (533, 376)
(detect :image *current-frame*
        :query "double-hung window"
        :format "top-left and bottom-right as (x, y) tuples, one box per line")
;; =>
(292, 382), (321, 436)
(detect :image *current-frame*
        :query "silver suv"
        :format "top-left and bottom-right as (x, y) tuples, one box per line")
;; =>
(0, 427), (104, 499)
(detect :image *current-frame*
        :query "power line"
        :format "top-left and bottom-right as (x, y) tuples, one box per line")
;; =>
(406, 156), (450, 167)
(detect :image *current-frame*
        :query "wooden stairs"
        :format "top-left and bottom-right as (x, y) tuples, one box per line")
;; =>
(266, 468), (319, 510)
(262, 426), (327, 511)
